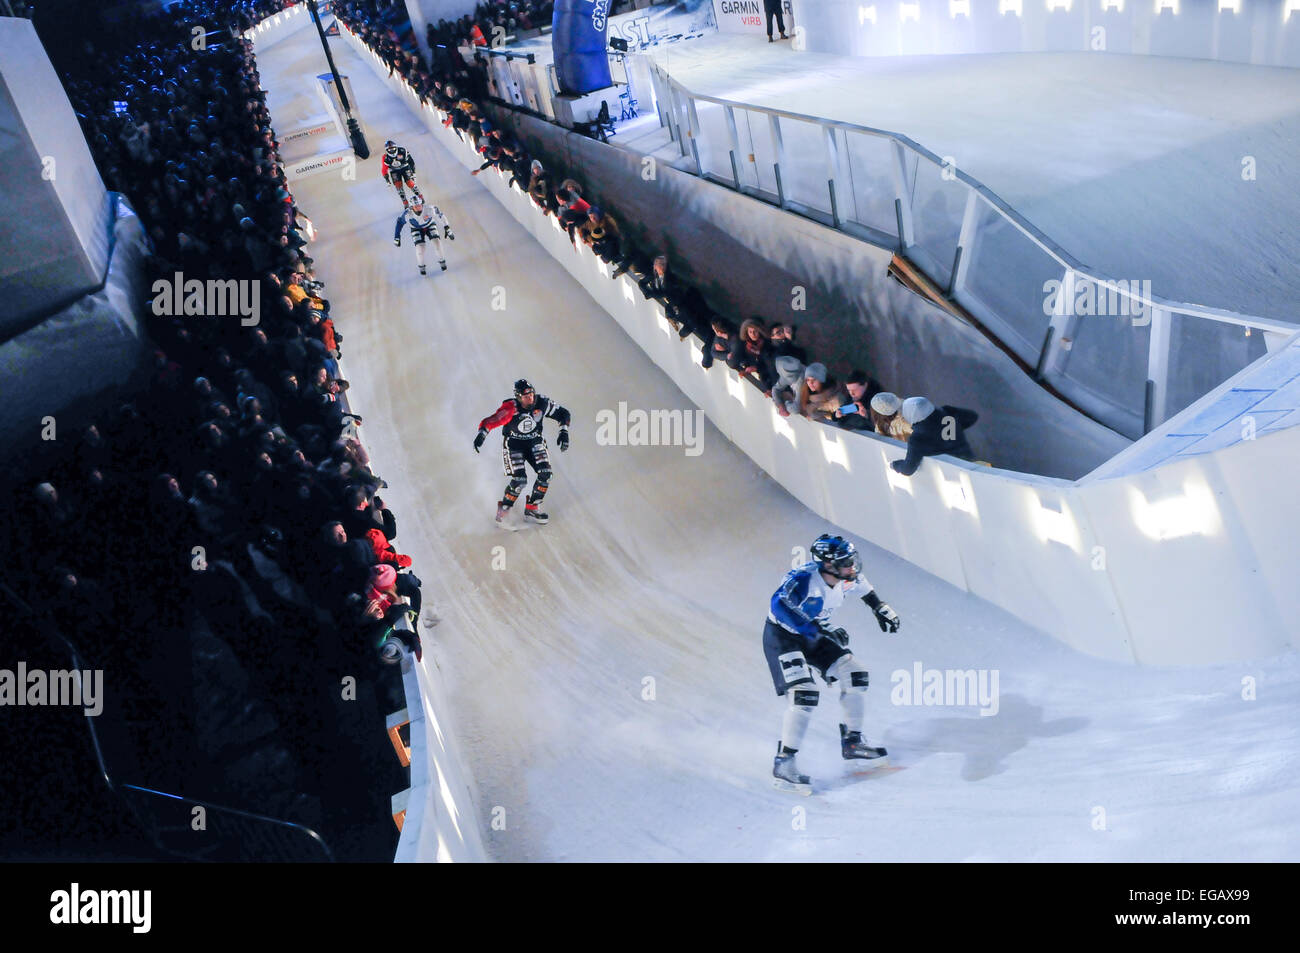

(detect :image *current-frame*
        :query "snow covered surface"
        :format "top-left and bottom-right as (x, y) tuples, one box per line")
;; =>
(257, 26), (1300, 861)
(648, 34), (1300, 325)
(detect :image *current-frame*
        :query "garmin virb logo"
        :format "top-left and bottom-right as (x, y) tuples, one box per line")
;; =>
(589, 0), (610, 30)
(49, 884), (151, 933)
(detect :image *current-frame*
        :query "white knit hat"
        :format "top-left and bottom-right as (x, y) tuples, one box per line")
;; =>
(869, 392), (901, 416)
(901, 396), (935, 425)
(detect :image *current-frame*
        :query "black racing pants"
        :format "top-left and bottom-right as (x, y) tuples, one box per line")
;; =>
(501, 438), (552, 507)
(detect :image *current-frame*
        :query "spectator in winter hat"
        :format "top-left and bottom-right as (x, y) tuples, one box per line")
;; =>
(528, 159), (557, 215)
(798, 363), (850, 423)
(869, 392), (911, 442)
(771, 354), (805, 417)
(579, 207), (624, 264)
(890, 397), (979, 475)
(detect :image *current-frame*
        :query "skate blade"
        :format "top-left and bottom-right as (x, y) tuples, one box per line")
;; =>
(844, 757), (898, 778)
(772, 777), (812, 796)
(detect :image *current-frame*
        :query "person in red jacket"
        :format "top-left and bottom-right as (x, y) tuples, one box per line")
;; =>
(473, 379), (571, 525)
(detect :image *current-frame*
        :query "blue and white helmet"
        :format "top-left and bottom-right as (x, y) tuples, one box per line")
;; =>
(810, 534), (861, 580)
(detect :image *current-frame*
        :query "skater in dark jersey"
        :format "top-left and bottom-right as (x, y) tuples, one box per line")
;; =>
(473, 379), (571, 525)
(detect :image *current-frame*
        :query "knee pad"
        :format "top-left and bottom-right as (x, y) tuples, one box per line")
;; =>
(790, 687), (819, 711)
(827, 656), (870, 693)
(535, 466), (552, 484)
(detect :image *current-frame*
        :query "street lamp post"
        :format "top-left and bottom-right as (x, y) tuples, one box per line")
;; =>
(305, 0), (369, 159)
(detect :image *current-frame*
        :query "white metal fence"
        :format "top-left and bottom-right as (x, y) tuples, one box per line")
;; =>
(645, 60), (1295, 439)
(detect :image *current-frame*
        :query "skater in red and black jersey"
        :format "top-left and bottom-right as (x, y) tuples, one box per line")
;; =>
(381, 139), (424, 209)
(473, 379), (571, 525)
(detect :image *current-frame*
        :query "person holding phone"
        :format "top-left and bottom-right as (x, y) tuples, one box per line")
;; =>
(832, 370), (876, 431)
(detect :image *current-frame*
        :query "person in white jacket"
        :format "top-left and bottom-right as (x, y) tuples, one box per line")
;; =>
(393, 200), (454, 275)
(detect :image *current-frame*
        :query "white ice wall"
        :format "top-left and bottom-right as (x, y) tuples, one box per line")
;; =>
(342, 17), (1299, 670)
(791, 0), (1300, 66)
(240, 2), (313, 49)
(0, 18), (112, 333)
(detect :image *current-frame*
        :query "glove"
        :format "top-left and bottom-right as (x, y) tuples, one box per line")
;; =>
(393, 236), (401, 247)
(473, 429), (486, 453)
(818, 624), (849, 648)
(874, 603), (901, 633)
(557, 428), (569, 452)
(444, 226), (454, 240)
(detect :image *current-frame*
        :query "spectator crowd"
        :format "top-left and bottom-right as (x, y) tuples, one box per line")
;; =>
(8, 0), (428, 708)
(340, 0), (984, 475)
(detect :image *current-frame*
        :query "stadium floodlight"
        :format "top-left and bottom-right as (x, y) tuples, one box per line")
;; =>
(998, 0), (1023, 15)
(858, 3), (877, 24)
(1155, 0), (1179, 12)
(1046, 0), (1072, 12)
(899, 2), (921, 23)
(949, 0), (970, 17)
(1285, 0), (1300, 18)
(1102, 0), (1124, 11)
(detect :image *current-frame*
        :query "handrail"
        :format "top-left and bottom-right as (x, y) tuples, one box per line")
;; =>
(120, 784), (335, 863)
(0, 579), (336, 863)
(649, 63), (1294, 336)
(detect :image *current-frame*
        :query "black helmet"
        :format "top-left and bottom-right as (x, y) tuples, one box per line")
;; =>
(514, 378), (534, 397)
(810, 534), (861, 581)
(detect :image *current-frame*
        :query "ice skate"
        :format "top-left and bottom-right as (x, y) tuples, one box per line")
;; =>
(772, 747), (812, 796)
(524, 503), (549, 524)
(419, 264), (427, 275)
(440, 260), (447, 271)
(840, 724), (889, 766)
(495, 501), (510, 523)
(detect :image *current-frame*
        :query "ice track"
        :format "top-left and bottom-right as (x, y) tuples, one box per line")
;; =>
(258, 28), (1300, 861)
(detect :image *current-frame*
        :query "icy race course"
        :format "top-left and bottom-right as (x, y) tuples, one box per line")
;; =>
(259, 29), (1300, 861)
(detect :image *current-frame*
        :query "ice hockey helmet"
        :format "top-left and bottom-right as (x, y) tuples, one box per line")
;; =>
(384, 139), (399, 154)
(810, 534), (861, 580)
(513, 378), (534, 397)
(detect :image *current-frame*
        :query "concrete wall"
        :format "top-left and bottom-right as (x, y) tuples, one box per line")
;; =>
(791, 0), (1300, 67)
(345, 20), (1300, 666)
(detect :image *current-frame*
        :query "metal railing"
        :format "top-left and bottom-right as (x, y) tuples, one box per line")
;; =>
(0, 581), (336, 863)
(645, 61), (1296, 439)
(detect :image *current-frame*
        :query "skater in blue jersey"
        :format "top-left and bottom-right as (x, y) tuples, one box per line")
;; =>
(764, 534), (901, 793)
